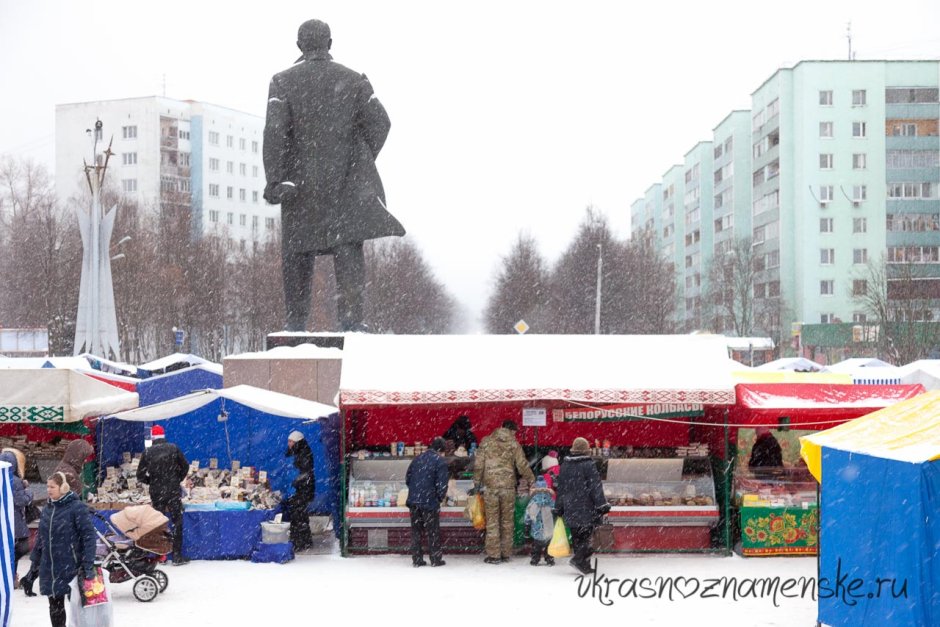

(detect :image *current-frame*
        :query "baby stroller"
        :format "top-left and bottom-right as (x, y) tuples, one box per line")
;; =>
(93, 505), (172, 602)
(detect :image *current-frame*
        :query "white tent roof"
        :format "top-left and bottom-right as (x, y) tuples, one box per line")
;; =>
(753, 357), (826, 372)
(899, 360), (940, 391)
(340, 334), (736, 406)
(105, 385), (336, 422)
(725, 337), (774, 351)
(138, 353), (211, 372)
(826, 357), (895, 372)
(0, 369), (139, 422)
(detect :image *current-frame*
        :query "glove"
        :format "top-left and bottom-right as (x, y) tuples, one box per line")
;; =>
(467, 484), (482, 496)
(263, 182), (298, 204)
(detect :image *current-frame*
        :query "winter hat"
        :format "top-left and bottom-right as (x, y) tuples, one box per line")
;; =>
(288, 431), (305, 443)
(501, 420), (519, 432)
(151, 425), (165, 440)
(571, 437), (591, 455)
(541, 451), (559, 471)
(430, 437), (446, 452)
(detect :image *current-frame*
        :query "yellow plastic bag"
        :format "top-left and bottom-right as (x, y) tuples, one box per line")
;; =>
(547, 518), (571, 557)
(467, 494), (486, 530)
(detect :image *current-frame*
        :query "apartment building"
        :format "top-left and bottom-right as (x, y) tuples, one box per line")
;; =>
(56, 96), (276, 248)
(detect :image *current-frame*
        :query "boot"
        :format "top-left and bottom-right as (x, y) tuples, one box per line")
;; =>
(545, 556), (555, 566)
(20, 571), (36, 597)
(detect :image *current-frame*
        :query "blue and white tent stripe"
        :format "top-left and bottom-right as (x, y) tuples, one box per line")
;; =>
(853, 377), (902, 385)
(0, 461), (15, 627)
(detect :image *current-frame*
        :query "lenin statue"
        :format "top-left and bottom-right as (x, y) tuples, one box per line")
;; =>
(263, 19), (405, 332)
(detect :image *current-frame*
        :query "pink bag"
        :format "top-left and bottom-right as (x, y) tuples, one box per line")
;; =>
(80, 568), (110, 607)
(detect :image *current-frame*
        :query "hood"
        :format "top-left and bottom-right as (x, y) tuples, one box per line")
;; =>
(0, 450), (18, 474)
(61, 439), (94, 469)
(492, 428), (516, 443)
(2, 448), (25, 478)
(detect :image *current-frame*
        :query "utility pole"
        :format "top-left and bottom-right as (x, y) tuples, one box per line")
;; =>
(846, 22), (853, 60)
(594, 242), (603, 334)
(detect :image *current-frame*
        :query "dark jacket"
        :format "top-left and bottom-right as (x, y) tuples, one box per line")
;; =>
(30, 491), (97, 597)
(263, 50), (404, 255)
(137, 440), (189, 508)
(54, 439), (93, 495)
(287, 438), (315, 502)
(405, 450), (449, 512)
(443, 418), (477, 450)
(0, 451), (30, 539)
(555, 456), (609, 529)
(749, 433), (784, 468)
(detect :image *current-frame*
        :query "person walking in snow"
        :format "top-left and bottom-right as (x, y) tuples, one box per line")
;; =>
(554, 437), (609, 575)
(405, 437), (449, 567)
(524, 476), (556, 566)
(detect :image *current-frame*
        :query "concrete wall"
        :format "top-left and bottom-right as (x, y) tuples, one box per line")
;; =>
(223, 357), (342, 406)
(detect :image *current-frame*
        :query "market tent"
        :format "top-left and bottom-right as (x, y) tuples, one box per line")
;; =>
(825, 357), (894, 371)
(753, 357), (826, 372)
(0, 369), (138, 423)
(137, 353), (215, 378)
(135, 364), (223, 406)
(900, 359), (940, 391)
(799, 391), (940, 626)
(100, 386), (340, 523)
(1, 460), (14, 627)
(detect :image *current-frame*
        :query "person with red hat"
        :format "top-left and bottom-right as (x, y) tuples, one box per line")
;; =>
(137, 425), (190, 565)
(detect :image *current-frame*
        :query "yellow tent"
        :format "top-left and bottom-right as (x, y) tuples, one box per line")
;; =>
(799, 388), (940, 481)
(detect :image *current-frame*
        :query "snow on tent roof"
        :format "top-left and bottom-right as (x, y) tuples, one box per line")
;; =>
(825, 357), (894, 372)
(753, 357), (826, 372)
(137, 353), (210, 373)
(340, 334), (736, 406)
(104, 385), (335, 422)
(0, 369), (139, 422)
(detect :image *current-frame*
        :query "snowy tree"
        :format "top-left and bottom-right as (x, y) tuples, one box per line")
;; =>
(617, 230), (677, 334)
(704, 237), (758, 337)
(484, 233), (549, 333)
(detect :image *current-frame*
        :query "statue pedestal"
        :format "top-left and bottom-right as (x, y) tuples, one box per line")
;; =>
(265, 332), (346, 351)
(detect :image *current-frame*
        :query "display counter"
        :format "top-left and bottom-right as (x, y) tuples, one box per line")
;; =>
(344, 457), (483, 553)
(597, 457), (719, 551)
(735, 467), (818, 556)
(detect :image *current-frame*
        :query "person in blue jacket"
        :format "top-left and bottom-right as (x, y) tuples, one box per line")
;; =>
(405, 437), (449, 567)
(28, 471), (97, 627)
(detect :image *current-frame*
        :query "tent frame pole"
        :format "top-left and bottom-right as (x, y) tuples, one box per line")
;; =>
(340, 408), (348, 557)
(723, 407), (732, 555)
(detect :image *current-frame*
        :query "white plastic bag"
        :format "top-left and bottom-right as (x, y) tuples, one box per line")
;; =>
(67, 575), (114, 627)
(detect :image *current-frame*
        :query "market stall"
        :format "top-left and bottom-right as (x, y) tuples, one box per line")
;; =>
(338, 334), (737, 555)
(717, 382), (925, 557)
(800, 390), (940, 626)
(99, 386), (339, 559)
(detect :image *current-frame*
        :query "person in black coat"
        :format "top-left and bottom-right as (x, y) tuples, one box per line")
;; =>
(749, 427), (784, 469)
(28, 472), (97, 627)
(405, 437), (449, 567)
(137, 425), (190, 565)
(555, 437), (610, 575)
(286, 430), (315, 551)
(442, 415), (477, 451)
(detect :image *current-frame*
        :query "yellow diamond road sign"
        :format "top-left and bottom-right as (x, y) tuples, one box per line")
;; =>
(514, 320), (529, 334)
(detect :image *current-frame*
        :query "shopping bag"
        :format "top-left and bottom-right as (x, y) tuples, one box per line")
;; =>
(466, 494), (486, 530)
(80, 568), (109, 607)
(547, 518), (571, 558)
(68, 572), (114, 627)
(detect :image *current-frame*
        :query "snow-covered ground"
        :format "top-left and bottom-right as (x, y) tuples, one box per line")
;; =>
(11, 543), (819, 626)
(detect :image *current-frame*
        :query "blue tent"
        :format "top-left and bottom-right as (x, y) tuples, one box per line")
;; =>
(1, 460), (15, 627)
(136, 364), (223, 406)
(100, 386), (341, 534)
(801, 391), (940, 626)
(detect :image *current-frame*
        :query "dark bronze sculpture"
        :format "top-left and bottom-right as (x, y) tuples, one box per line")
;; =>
(264, 19), (404, 332)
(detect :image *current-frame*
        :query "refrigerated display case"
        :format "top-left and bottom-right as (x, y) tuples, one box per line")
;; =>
(735, 467), (818, 556)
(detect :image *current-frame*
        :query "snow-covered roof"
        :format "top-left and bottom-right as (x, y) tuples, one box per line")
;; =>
(0, 369), (139, 422)
(725, 337), (774, 351)
(104, 385), (335, 422)
(753, 357), (826, 372)
(826, 357), (895, 372)
(225, 344), (343, 360)
(138, 353), (209, 372)
(340, 334), (736, 406)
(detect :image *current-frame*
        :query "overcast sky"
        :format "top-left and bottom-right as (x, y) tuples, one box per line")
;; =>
(2, 0), (939, 331)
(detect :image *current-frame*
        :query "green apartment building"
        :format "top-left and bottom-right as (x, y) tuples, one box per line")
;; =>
(632, 60), (940, 351)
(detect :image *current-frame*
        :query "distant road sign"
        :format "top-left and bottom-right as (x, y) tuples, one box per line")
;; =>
(514, 320), (529, 334)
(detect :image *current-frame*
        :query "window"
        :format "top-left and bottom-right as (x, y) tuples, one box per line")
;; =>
(853, 280), (868, 296)
(753, 222), (778, 244)
(160, 176), (176, 192)
(886, 213), (940, 232)
(853, 217), (868, 233)
(886, 150), (940, 169)
(819, 153), (833, 169)
(239, 138), (246, 151)
(753, 282), (767, 299)
(768, 280), (780, 297)
(179, 152), (190, 166)
(208, 131), (219, 145)
(854, 248), (868, 264)
(251, 215), (259, 230)
(209, 158), (220, 171)
(885, 88), (939, 104)
(122, 152), (137, 165)
(767, 250), (780, 268)
(239, 214), (247, 226)
(887, 246), (940, 263)
(227, 161), (234, 174)
(714, 144), (723, 159)
(820, 122), (833, 138)
(239, 163), (247, 176)
(753, 190), (779, 216)
(663, 224), (674, 238)
(820, 185), (834, 202)
(209, 210), (219, 223)
(179, 179), (191, 192)
(853, 313), (868, 323)
(853, 153), (867, 170)
(227, 212), (233, 225)
(821, 313), (835, 324)
(852, 90), (867, 106)
(121, 179), (137, 192)
(239, 188), (246, 202)
(226, 135), (234, 148)
(766, 98), (779, 119)
(820, 249), (835, 265)
(820, 217), (834, 233)
(122, 125), (137, 139)
(252, 165), (259, 177)
(265, 217), (275, 229)
(714, 214), (733, 233)
(226, 186), (233, 199)
(820, 280), (835, 296)
(252, 191), (259, 203)
(179, 129), (190, 140)
(252, 141), (259, 153)
(888, 182), (935, 199)
(891, 123), (918, 137)
(819, 90), (833, 105)
(853, 185), (867, 201)
(209, 184), (219, 197)
(852, 122), (867, 138)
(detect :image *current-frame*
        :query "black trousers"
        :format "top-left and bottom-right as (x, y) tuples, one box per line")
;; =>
(283, 242), (365, 332)
(409, 506), (442, 564)
(14, 537), (29, 574)
(569, 525), (595, 566)
(288, 494), (313, 549)
(530, 539), (550, 562)
(48, 595), (66, 627)
(155, 499), (184, 558)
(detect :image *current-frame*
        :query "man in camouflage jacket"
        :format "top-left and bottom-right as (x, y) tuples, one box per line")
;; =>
(472, 421), (534, 562)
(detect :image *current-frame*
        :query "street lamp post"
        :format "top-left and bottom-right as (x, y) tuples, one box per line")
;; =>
(594, 242), (603, 335)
